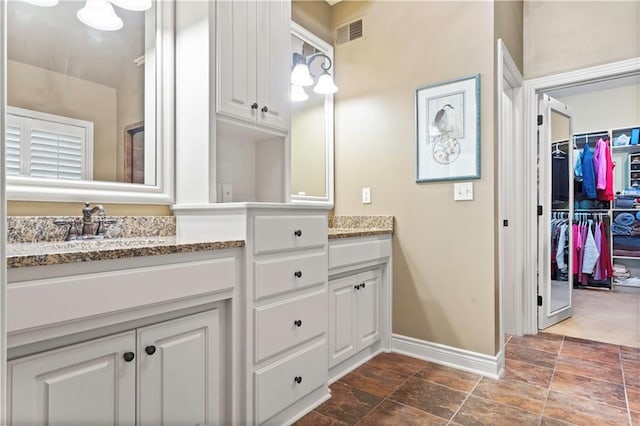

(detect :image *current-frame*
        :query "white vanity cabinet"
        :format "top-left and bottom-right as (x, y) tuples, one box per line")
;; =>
(216, 0), (290, 131)
(329, 268), (381, 368)
(8, 309), (221, 426)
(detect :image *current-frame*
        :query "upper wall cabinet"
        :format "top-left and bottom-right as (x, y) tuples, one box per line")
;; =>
(217, 0), (291, 132)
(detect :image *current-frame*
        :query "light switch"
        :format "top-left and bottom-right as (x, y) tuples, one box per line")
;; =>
(362, 187), (371, 204)
(454, 182), (473, 201)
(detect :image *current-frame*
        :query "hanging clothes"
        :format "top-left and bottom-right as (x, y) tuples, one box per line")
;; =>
(551, 150), (570, 202)
(596, 138), (615, 201)
(599, 221), (614, 279)
(581, 142), (597, 199)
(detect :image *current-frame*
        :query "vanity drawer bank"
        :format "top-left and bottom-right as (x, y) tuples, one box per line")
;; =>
(6, 235), (243, 426)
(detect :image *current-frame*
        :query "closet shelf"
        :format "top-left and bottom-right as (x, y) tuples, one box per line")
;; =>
(612, 256), (640, 260)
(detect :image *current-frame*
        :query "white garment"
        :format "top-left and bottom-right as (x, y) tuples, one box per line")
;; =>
(555, 224), (568, 273)
(581, 221), (600, 274)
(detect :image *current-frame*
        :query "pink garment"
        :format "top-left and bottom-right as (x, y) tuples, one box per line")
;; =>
(572, 223), (579, 274)
(593, 138), (607, 190)
(593, 221), (602, 280)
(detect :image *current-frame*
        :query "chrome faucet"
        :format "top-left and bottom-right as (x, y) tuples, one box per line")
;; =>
(82, 202), (105, 237)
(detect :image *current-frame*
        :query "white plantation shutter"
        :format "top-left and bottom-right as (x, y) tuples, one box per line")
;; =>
(5, 107), (93, 180)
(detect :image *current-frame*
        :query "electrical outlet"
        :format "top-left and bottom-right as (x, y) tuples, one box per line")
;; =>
(454, 182), (473, 201)
(362, 187), (371, 204)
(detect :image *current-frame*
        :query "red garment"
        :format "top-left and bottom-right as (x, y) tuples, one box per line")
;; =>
(599, 222), (613, 279)
(597, 140), (615, 201)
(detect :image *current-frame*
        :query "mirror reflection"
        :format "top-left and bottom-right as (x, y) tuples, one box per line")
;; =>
(6, 0), (154, 185)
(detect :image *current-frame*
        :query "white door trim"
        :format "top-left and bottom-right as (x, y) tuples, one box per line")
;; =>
(522, 57), (640, 334)
(497, 39), (524, 344)
(0, 1), (7, 422)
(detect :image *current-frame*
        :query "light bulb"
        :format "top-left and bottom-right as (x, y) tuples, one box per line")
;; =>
(313, 72), (338, 95)
(20, 0), (59, 6)
(77, 0), (123, 31)
(109, 0), (152, 11)
(291, 63), (313, 87)
(291, 85), (309, 102)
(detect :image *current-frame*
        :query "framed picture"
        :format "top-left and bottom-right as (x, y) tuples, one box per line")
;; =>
(416, 74), (480, 182)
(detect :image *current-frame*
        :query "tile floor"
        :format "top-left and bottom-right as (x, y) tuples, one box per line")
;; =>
(295, 333), (640, 425)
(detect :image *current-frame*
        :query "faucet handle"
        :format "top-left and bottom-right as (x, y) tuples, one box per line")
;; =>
(54, 219), (78, 241)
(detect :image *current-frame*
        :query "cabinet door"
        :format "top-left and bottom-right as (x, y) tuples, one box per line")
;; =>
(328, 276), (357, 367)
(357, 269), (381, 349)
(217, 0), (258, 123)
(8, 331), (136, 426)
(255, 0), (290, 130)
(138, 309), (222, 426)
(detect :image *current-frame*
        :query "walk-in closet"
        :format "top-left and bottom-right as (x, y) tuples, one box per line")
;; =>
(538, 76), (640, 348)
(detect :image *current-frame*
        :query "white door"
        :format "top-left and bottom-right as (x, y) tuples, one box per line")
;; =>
(328, 275), (357, 367)
(357, 269), (381, 349)
(138, 309), (222, 426)
(255, 0), (290, 130)
(8, 331), (136, 426)
(216, 0), (258, 123)
(538, 93), (574, 329)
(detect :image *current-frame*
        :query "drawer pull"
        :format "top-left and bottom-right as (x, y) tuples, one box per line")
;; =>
(354, 284), (360, 290)
(123, 352), (135, 363)
(294, 319), (302, 327)
(361, 282), (366, 289)
(294, 376), (303, 384)
(145, 345), (157, 356)
(294, 229), (303, 237)
(294, 270), (303, 278)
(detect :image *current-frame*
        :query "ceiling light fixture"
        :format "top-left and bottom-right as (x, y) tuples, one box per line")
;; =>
(291, 52), (338, 97)
(20, 0), (59, 6)
(77, 0), (123, 31)
(109, 0), (152, 12)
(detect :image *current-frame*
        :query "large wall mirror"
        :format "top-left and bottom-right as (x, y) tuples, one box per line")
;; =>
(4, 0), (174, 204)
(290, 22), (334, 205)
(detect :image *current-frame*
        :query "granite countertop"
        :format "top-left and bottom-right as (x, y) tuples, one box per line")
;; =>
(7, 237), (245, 269)
(328, 228), (393, 239)
(328, 215), (394, 240)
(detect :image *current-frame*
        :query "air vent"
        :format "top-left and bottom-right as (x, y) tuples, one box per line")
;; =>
(335, 18), (363, 45)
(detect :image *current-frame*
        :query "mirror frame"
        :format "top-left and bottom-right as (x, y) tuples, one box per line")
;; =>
(290, 22), (334, 206)
(5, 1), (175, 205)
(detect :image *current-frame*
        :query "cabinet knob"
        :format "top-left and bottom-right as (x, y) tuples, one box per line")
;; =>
(261, 106), (269, 113)
(123, 352), (135, 363)
(294, 229), (302, 237)
(294, 376), (303, 384)
(251, 102), (259, 110)
(354, 284), (360, 290)
(361, 282), (366, 288)
(294, 319), (302, 327)
(294, 270), (302, 278)
(145, 345), (157, 356)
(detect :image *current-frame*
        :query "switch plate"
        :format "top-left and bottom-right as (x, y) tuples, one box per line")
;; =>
(454, 182), (473, 201)
(362, 187), (371, 204)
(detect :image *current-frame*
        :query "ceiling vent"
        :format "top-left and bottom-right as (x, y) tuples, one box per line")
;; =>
(335, 18), (363, 46)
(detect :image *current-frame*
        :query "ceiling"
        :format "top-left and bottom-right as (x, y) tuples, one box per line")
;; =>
(7, 1), (146, 90)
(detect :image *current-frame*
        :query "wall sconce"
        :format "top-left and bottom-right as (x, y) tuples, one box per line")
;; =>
(77, 0), (123, 31)
(291, 52), (338, 102)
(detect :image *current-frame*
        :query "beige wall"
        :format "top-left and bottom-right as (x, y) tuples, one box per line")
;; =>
(291, 101), (327, 197)
(292, 0), (333, 43)
(7, 201), (171, 216)
(495, 0), (523, 72)
(7, 60), (118, 182)
(524, 1), (640, 79)
(332, 1), (497, 355)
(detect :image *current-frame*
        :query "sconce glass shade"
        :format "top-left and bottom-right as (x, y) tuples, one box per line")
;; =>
(77, 0), (123, 31)
(20, 0), (59, 6)
(291, 63), (314, 87)
(313, 72), (338, 95)
(291, 85), (309, 102)
(109, 0), (152, 11)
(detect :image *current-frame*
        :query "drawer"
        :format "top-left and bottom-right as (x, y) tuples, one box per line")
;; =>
(254, 215), (327, 254)
(329, 237), (391, 270)
(254, 252), (327, 300)
(255, 340), (328, 424)
(255, 289), (327, 363)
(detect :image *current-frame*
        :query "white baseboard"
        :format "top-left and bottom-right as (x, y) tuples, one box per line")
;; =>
(392, 334), (504, 379)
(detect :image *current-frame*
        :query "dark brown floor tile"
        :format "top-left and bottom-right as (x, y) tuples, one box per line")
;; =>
(621, 345), (640, 361)
(388, 376), (466, 420)
(555, 353), (623, 384)
(293, 411), (348, 426)
(314, 381), (382, 425)
(628, 385), (640, 413)
(632, 410), (640, 426)
(451, 395), (540, 426)
(366, 352), (428, 376)
(414, 362), (481, 392)
(505, 342), (558, 368)
(543, 390), (630, 426)
(563, 336), (620, 352)
(537, 332), (564, 341)
(502, 358), (555, 388)
(540, 417), (572, 426)
(508, 335), (562, 354)
(560, 339), (621, 365)
(471, 377), (547, 415)
(338, 363), (408, 398)
(550, 370), (627, 408)
(624, 358), (640, 388)
(358, 400), (448, 425)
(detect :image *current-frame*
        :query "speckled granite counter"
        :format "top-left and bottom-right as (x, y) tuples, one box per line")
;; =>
(328, 215), (393, 239)
(7, 237), (245, 269)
